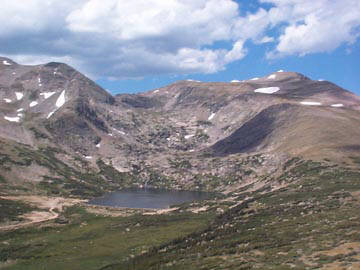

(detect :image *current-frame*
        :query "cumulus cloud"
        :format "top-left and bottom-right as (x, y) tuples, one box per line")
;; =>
(0, 0), (359, 79)
(263, 0), (360, 57)
(0, 0), (247, 78)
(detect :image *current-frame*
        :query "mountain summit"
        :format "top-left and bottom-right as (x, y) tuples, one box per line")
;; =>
(1, 57), (360, 193)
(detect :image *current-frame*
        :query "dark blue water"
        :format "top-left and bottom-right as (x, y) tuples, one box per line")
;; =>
(88, 188), (212, 209)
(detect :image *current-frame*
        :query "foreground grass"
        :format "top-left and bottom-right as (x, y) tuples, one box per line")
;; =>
(123, 162), (360, 269)
(0, 199), (36, 223)
(0, 206), (214, 270)
(2, 159), (360, 270)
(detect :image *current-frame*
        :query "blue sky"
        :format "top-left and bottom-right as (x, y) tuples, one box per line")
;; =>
(0, 0), (359, 95)
(99, 40), (360, 95)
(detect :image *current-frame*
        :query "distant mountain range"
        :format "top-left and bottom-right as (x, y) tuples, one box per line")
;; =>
(1, 56), (360, 197)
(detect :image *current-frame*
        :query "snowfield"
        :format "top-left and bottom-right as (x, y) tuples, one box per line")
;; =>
(254, 87), (280, 94)
(56, 90), (66, 108)
(47, 111), (55, 119)
(300, 101), (322, 106)
(15, 92), (24, 100)
(4, 116), (20, 122)
(40, 92), (56, 99)
(331, 104), (344, 107)
(29, 101), (38, 107)
(208, 113), (216, 120)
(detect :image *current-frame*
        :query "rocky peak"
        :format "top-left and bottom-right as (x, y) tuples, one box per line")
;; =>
(1, 56), (360, 188)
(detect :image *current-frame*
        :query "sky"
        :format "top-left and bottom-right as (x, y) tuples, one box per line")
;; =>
(0, 0), (359, 95)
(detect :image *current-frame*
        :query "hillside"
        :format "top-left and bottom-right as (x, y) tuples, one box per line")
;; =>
(1, 57), (360, 269)
(1, 58), (360, 195)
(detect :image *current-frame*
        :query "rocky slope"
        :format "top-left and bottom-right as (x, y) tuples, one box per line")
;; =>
(1, 57), (360, 196)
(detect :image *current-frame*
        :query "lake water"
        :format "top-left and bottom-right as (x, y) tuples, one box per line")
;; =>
(88, 188), (212, 209)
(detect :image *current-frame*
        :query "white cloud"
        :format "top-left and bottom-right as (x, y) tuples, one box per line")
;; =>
(67, 0), (238, 44)
(224, 40), (247, 63)
(0, 1), (82, 35)
(0, 0), (359, 79)
(0, 0), (245, 78)
(232, 8), (271, 43)
(263, 0), (360, 57)
(260, 36), (274, 43)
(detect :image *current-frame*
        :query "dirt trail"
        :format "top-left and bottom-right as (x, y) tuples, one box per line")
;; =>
(0, 196), (85, 231)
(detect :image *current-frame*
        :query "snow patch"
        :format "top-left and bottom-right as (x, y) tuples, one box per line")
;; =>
(277, 70), (284, 72)
(17, 113), (23, 117)
(15, 92), (23, 100)
(113, 128), (126, 135)
(250, 77), (259, 81)
(47, 111), (55, 119)
(300, 101), (322, 106)
(267, 74), (276, 80)
(17, 108), (24, 112)
(38, 78), (41, 83)
(84, 156), (92, 159)
(331, 104), (344, 108)
(231, 80), (240, 83)
(12, 72), (16, 75)
(56, 90), (66, 108)
(2, 60), (11, 65)
(153, 89), (159, 93)
(4, 116), (20, 122)
(185, 134), (194, 139)
(46, 90), (66, 119)
(186, 79), (201, 82)
(254, 87), (280, 94)
(40, 92), (56, 99)
(96, 143), (101, 148)
(29, 101), (38, 107)
(108, 133), (113, 137)
(208, 113), (216, 121)
(3, 98), (12, 103)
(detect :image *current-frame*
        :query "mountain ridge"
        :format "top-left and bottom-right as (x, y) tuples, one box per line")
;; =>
(1, 56), (360, 195)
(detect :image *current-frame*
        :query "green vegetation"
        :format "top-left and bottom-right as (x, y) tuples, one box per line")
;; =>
(0, 174), (7, 183)
(0, 206), (214, 270)
(168, 158), (192, 170)
(96, 159), (134, 186)
(195, 129), (209, 142)
(0, 199), (35, 223)
(196, 120), (213, 126)
(28, 91), (38, 101)
(121, 162), (360, 269)
(349, 156), (360, 165)
(1, 155), (360, 269)
(29, 127), (49, 140)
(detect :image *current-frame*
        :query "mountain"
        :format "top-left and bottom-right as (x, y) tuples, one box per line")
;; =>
(1, 57), (360, 196)
(2, 57), (360, 270)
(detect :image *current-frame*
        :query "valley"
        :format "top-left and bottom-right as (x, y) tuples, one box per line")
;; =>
(1, 57), (360, 269)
